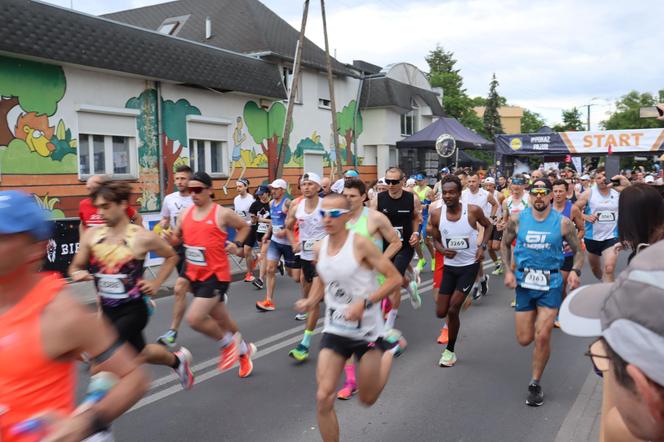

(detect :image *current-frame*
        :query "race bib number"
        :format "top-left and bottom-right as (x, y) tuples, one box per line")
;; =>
(328, 307), (360, 330)
(596, 211), (616, 223)
(184, 245), (207, 266)
(521, 269), (550, 291)
(445, 236), (470, 250)
(96, 274), (128, 299)
(257, 222), (269, 233)
(236, 210), (247, 218)
(302, 239), (317, 252)
(393, 226), (403, 240)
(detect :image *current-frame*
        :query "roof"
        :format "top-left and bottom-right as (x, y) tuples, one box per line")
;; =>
(396, 117), (493, 150)
(103, 0), (354, 77)
(0, 0), (286, 99)
(360, 77), (445, 116)
(352, 60), (382, 75)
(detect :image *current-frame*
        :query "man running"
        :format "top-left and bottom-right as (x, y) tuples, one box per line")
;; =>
(233, 178), (256, 282)
(500, 174), (530, 308)
(574, 169), (621, 282)
(70, 181), (194, 390)
(428, 175), (493, 367)
(257, 179), (300, 311)
(0, 190), (149, 442)
(248, 185), (272, 289)
(286, 172), (327, 362)
(78, 174), (142, 236)
(169, 172), (257, 378)
(295, 193), (406, 442)
(371, 167), (422, 330)
(157, 165), (193, 348)
(501, 179), (583, 406)
(337, 179), (402, 399)
(483, 177), (505, 275)
(413, 173), (435, 273)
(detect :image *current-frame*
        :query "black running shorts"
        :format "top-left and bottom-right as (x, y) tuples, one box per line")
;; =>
(561, 255), (574, 272)
(584, 238), (619, 256)
(190, 275), (230, 300)
(392, 246), (415, 276)
(301, 259), (318, 283)
(320, 333), (394, 360)
(438, 262), (481, 296)
(102, 299), (148, 352)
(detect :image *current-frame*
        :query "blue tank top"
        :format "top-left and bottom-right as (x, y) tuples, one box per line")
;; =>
(514, 209), (564, 289)
(561, 201), (573, 257)
(270, 197), (287, 228)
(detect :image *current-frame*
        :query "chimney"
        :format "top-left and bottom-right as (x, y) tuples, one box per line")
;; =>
(205, 16), (212, 39)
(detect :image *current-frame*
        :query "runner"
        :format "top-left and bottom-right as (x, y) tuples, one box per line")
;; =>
(0, 190), (149, 442)
(294, 193), (406, 442)
(413, 173), (436, 274)
(168, 172), (257, 378)
(256, 178), (300, 311)
(234, 178), (256, 283)
(70, 181), (195, 389)
(336, 179), (402, 400)
(428, 196), (448, 344)
(78, 174), (142, 235)
(483, 177), (505, 275)
(432, 167), (450, 200)
(371, 167), (422, 330)
(428, 175), (493, 367)
(286, 172), (327, 362)
(248, 185), (272, 289)
(500, 179), (584, 406)
(156, 165), (193, 348)
(574, 169), (621, 282)
(500, 174), (530, 308)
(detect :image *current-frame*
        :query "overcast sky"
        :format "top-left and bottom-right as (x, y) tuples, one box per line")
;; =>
(43, 0), (664, 129)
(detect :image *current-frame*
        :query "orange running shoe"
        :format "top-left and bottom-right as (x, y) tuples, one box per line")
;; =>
(256, 299), (275, 311)
(239, 343), (257, 378)
(244, 272), (255, 282)
(219, 340), (240, 372)
(437, 327), (449, 345)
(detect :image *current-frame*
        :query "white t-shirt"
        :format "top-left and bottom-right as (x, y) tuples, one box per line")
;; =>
(234, 194), (255, 224)
(160, 192), (193, 227)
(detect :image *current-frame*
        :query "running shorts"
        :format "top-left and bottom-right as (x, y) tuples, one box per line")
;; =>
(515, 285), (563, 312)
(491, 227), (503, 242)
(243, 228), (257, 248)
(267, 241), (301, 268)
(320, 333), (395, 360)
(301, 259), (318, 283)
(175, 244), (186, 276)
(391, 245), (415, 276)
(189, 275), (230, 300)
(102, 299), (148, 352)
(438, 262), (481, 296)
(584, 238), (619, 256)
(433, 250), (444, 289)
(561, 255), (574, 272)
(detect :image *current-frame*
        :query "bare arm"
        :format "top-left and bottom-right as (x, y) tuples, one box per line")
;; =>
(131, 212), (143, 227)
(472, 205), (493, 245)
(358, 235), (402, 304)
(571, 205), (585, 240)
(69, 228), (95, 281)
(563, 217), (585, 272)
(374, 211), (402, 260)
(574, 189), (591, 213)
(220, 206), (251, 245)
(500, 214), (519, 273)
(487, 192), (498, 217)
(137, 231), (178, 295)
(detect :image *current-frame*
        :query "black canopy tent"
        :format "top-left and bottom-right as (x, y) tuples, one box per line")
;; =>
(396, 117), (494, 178)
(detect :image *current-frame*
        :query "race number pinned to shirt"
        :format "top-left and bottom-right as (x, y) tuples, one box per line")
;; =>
(257, 222), (269, 233)
(96, 274), (129, 299)
(184, 245), (207, 266)
(393, 226), (403, 240)
(445, 236), (470, 250)
(596, 211), (616, 223)
(302, 239), (317, 252)
(328, 307), (361, 330)
(521, 268), (550, 291)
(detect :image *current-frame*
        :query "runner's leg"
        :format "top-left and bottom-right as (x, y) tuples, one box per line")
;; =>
(356, 348), (395, 406)
(587, 251), (603, 280)
(601, 245), (618, 282)
(530, 307), (557, 381)
(316, 349), (347, 442)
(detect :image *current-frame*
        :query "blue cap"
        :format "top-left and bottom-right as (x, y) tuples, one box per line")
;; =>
(0, 191), (53, 240)
(344, 170), (359, 178)
(440, 167), (450, 174)
(415, 174), (425, 180)
(255, 185), (270, 196)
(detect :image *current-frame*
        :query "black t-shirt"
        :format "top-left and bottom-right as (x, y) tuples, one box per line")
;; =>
(249, 200), (270, 237)
(377, 190), (415, 249)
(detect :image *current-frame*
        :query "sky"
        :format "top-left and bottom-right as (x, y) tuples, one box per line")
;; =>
(42, 0), (664, 129)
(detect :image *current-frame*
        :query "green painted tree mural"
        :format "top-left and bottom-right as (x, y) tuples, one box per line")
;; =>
(243, 101), (289, 181)
(162, 99), (201, 194)
(0, 57), (66, 146)
(336, 100), (363, 166)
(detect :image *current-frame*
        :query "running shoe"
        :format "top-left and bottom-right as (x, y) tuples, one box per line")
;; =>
(436, 327), (449, 345)
(408, 280), (422, 310)
(337, 381), (358, 400)
(471, 283), (481, 303)
(384, 328), (407, 357)
(491, 265), (504, 275)
(553, 317), (561, 328)
(277, 260), (285, 276)
(288, 343), (309, 362)
(294, 312), (308, 321)
(238, 343), (257, 378)
(252, 277), (265, 289)
(416, 258), (426, 272)
(438, 349), (457, 367)
(256, 299), (275, 311)
(526, 382), (544, 407)
(510, 298), (516, 308)
(430, 258), (435, 272)
(244, 272), (255, 282)
(173, 346), (194, 390)
(157, 329), (178, 348)
(219, 337), (240, 372)
(480, 275), (489, 296)
(412, 266), (422, 286)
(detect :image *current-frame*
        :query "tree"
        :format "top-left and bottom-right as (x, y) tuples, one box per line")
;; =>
(243, 101), (289, 182)
(161, 99), (201, 194)
(520, 109), (547, 133)
(553, 107), (585, 132)
(483, 73), (504, 138)
(602, 90), (664, 130)
(336, 100), (363, 166)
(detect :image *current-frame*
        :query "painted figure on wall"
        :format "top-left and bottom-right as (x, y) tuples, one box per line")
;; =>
(223, 116), (249, 194)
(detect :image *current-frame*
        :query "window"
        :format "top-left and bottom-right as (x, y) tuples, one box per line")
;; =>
(189, 139), (227, 176)
(158, 21), (179, 35)
(318, 98), (331, 109)
(401, 99), (420, 136)
(282, 67), (302, 103)
(79, 134), (137, 178)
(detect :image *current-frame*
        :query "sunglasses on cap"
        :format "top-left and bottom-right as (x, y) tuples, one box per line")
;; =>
(529, 187), (551, 196)
(188, 186), (208, 194)
(319, 208), (350, 219)
(511, 178), (526, 185)
(384, 178), (401, 185)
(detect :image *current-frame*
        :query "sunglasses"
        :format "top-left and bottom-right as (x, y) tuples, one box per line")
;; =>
(384, 178), (401, 185)
(319, 208), (350, 219)
(529, 188), (551, 196)
(188, 186), (208, 194)
(511, 179), (526, 185)
(585, 339), (611, 377)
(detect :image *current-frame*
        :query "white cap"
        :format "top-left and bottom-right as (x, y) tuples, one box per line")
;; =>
(331, 178), (345, 194)
(645, 175), (655, 183)
(580, 174), (590, 180)
(523, 173), (531, 179)
(377, 177), (386, 185)
(301, 172), (321, 186)
(269, 178), (288, 189)
(406, 178), (416, 186)
(483, 177), (495, 185)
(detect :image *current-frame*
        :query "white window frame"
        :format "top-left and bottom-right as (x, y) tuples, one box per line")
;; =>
(318, 98), (331, 110)
(189, 139), (229, 178)
(282, 66), (302, 104)
(78, 133), (138, 180)
(401, 99), (420, 136)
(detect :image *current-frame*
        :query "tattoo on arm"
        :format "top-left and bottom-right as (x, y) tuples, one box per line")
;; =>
(500, 216), (518, 270)
(564, 218), (585, 270)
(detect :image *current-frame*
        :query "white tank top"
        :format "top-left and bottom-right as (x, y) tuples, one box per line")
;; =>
(296, 197), (326, 260)
(439, 202), (479, 267)
(317, 231), (383, 341)
(586, 186), (619, 241)
(506, 194), (528, 216)
(462, 188), (491, 217)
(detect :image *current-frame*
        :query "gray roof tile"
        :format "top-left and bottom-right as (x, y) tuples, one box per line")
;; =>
(360, 77), (445, 116)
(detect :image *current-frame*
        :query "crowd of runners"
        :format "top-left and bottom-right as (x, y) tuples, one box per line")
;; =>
(1, 163), (663, 442)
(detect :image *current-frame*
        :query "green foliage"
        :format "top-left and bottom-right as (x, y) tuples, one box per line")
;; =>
(483, 74), (504, 139)
(243, 101), (287, 144)
(0, 139), (77, 173)
(520, 109), (547, 133)
(553, 107), (585, 132)
(49, 119), (77, 161)
(161, 98), (201, 146)
(601, 90), (664, 130)
(336, 100), (363, 137)
(0, 56), (66, 116)
(294, 136), (325, 158)
(126, 89), (160, 168)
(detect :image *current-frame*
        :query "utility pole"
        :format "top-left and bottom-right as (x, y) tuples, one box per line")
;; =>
(586, 104), (591, 131)
(276, 0), (309, 180)
(321, 0), (344, 178)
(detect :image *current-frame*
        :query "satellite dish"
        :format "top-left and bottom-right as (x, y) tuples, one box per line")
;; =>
(435, 134), (456, 158)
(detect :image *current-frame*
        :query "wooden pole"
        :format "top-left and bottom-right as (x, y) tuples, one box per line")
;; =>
(321, 0), (344, 178)
(276, 0), (309, 180)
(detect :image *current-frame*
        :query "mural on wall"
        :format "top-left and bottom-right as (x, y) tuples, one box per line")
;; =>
(33, 194), (66, 219)
(162, 98), (201, 195)
(336, 99), (363, 167)
(0, 56), (77, 174)
(292, 131), (323, 167)
(243, 101), (290, 182)
(223, 116), (250, 194)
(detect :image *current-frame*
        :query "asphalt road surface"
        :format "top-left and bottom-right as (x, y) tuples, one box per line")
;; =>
(88, 256), (622, 442)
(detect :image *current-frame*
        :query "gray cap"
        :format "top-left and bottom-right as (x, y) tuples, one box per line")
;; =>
(559, 241), (664, 386)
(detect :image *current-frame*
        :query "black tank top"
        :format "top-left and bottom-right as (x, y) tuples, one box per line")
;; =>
(378, 190), (415, 249)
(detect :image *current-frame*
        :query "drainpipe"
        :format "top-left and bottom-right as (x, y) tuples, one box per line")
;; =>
(156, 81), (165, 208)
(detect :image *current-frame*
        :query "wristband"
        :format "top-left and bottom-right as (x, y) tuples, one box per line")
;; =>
(233, 240), (243, 248)
(571, 268), (582, 277)
(364, 299), (374, 310)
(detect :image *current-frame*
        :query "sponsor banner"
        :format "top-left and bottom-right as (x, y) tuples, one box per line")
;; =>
(43, 218), (81, 276)
(142, 213), (166, 267)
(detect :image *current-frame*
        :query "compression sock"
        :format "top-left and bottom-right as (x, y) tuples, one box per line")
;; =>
(345, 364), (356, 385)
(447, 338), (456, 353)
(385, 309), (398, 330)
(239, 340), (249, 355)
(301, 330), (313, 348)
(218, 332), (233, 349)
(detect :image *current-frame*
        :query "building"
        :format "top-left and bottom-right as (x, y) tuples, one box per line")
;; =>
(0, 0), (443, 219)
(474, 106), (524, 134)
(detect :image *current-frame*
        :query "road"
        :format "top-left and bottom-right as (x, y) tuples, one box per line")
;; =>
(93, 257), (619, 442)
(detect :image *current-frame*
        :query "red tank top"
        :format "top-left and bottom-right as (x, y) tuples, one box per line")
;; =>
(182, 204), (231, 282)
(0, 274), (75, 442)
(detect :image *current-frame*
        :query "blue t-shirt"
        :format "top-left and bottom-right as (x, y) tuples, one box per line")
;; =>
(514, 209), (564, 289)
